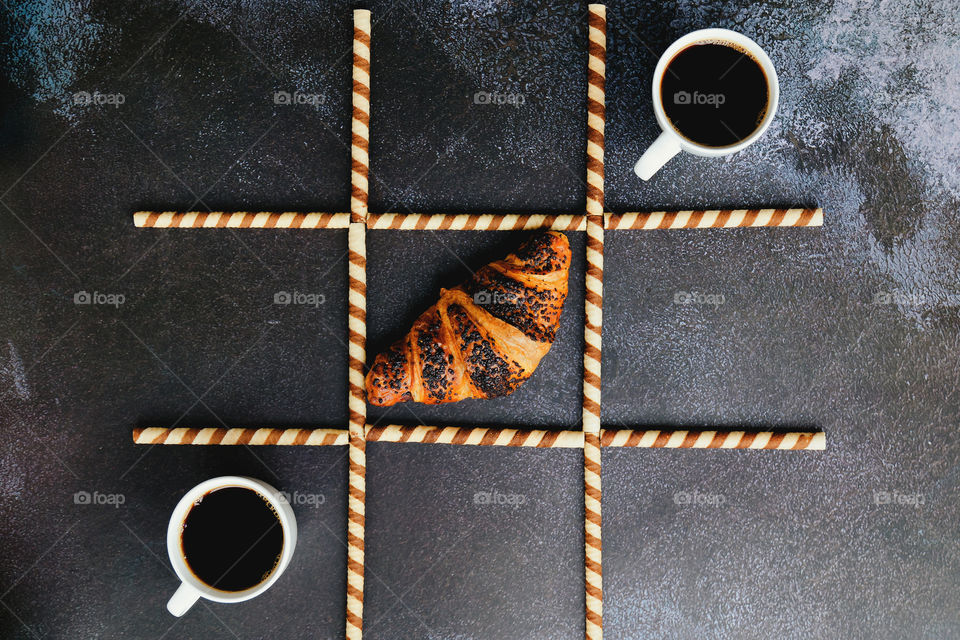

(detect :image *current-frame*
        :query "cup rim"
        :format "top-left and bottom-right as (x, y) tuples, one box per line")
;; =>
(651, 28), (779, 157)
(166, 476), (296, 603)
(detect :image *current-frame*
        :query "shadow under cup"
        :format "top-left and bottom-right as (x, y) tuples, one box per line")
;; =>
(659, 40), (771, 148)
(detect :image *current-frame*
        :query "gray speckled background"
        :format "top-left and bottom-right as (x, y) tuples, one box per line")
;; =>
(1, 1), (959, 639)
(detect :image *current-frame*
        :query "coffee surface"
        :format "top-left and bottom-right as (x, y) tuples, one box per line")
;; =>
(181, 486), (283, 592)
(660, 42), (768, 148)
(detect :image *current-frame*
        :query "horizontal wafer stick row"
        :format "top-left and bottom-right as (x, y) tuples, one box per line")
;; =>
(133, 426), (824, 450)
(365, 424), (584, 447)
(366, 212), (586, 231)
(607, 208), (823, 230)
(129, 426), (581, 447)
(133, 211), (352, 229)
(132, 427), (349, 446)
(367, 209), (823, 230)
(133, 209), (823, 231)
(600, 429), (825, 450)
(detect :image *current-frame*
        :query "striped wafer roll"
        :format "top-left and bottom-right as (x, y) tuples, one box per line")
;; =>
(582, 211), (604, 435)
(606, 208), (823, 230)
(585, 6), (605, 219)
(365, 424), (584, 447)
(348, 23), (371, 630)
(365, 212), (586, 231)
(347, 224), (368, 440)
(584, 431), (603, 638)
(351, 9), (372, 223)
(132, 211), (352, 229)
(584, 6), (606, 640)
(346, 220), (367, 640)
(129, 426), (826, 450)
(600, 429), (825, 450)
(131, 427), (348, 446)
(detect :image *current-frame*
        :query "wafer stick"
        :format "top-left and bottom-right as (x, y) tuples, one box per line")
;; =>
(600, 429), (825, 450)
(607, 208), (823, 230)
(366, 212), (585, 231)
(365, 425), (584, 447)
(345, 226), (368, 636)
(131, 427), (348, 446)
(346, 223), (367, 640)
(132, 209), (824, 231)
(346, 13), (371, 636)
(132, 211), (352, 229)
(351, 9), (371, 222)
(584, 7), (606, 639)
(131, 427), (825, 451)
(585, 15), (605, 218)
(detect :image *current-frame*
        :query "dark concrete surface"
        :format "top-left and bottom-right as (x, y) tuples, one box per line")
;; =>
(1, 0), (959, 639)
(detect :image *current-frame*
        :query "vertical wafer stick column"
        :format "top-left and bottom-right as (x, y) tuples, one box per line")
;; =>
(346, 10), (371, 640)
(351, 9), (372, 222)
(585, 7), (605, 220)
(584, 6), (606, 640)
(346, 222), (367, 640)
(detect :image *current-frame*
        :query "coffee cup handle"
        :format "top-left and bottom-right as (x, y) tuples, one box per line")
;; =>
(634, 131), (682, 180)
(167, 582), (201, 616)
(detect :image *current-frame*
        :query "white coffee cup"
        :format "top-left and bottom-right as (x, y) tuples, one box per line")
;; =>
(166, 476), (297, 616)
(633, 28), (779, 180)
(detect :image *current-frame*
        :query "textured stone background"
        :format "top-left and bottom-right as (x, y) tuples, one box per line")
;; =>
(1, 1), (959, 638)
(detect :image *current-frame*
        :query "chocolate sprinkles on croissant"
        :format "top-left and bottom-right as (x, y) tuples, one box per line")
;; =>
(366, 231), (572, 406)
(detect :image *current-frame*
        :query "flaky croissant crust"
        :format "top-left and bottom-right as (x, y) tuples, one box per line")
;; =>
(366, 232), (572, 406)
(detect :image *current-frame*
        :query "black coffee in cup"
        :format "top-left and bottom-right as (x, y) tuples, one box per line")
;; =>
(660, 42), (769, 148)
(180, 486), (284, 592)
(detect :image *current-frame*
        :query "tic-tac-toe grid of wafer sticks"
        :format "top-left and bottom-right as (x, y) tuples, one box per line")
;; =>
(130, 7), (825, 639)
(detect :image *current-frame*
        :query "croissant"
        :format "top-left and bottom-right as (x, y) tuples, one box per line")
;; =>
(366, 231), (572, 406)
